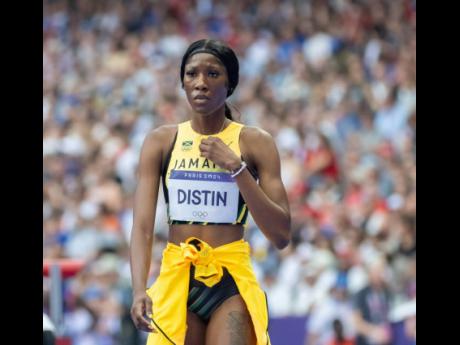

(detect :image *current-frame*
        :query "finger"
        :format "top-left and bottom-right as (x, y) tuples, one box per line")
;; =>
(137, 323), (157, 333)
(199, 142), (212, 149)
(144, 298), (153, 319)
(207, 136), (222, 143)
(132, 305), (151, 325)
(131, 307), (142, 322)
(131, 315), (143, 330)
(136, 314), (155, 331)
(199, 144), (211, 154)
(138, 319), (157, 333)
(143, 327), (157, 333)
(142, 317), (158, 333)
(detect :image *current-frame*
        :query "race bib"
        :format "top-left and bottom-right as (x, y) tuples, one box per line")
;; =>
(168, 170), (240, 223)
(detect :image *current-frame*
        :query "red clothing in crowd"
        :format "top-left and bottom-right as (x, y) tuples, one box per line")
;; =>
(328, 339), (355, 345)
(305, 147), (340, 182)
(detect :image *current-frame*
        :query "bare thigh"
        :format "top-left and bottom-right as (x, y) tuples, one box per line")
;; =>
(185, 310), (206, 345)
(205, 294), (256, 345)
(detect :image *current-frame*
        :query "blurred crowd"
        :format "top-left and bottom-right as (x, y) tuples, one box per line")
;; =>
(43, 0), (416, 344)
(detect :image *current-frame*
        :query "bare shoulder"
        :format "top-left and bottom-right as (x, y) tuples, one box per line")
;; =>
(240, 125), (278, 169)
(138, 125), (178, 168)
(241, 125), (272, 139)
(240, 125), (277, 152)
(143, 124), (178, 150)
(147, 124), (178, 141)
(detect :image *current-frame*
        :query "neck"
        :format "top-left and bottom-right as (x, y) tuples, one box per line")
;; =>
(191, 110), (227, 135)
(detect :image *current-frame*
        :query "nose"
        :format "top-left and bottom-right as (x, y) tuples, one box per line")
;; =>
(195, 73), (208, 91)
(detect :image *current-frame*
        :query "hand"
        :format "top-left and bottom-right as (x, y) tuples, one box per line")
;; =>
(130, 292), (157, 333)
(369, 325), (391, 344)
(199, 136), (241, 171)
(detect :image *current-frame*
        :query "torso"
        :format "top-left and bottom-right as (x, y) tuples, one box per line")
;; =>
(158, 122), (258, 247)
(168, 223), (244, 247)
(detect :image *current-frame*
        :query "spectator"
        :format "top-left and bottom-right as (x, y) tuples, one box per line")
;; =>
(306, 281), (356, 345)
(352, 257), (393, 345)
(328, 319), (355, 345)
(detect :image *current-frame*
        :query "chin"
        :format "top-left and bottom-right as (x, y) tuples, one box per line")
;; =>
(192, 105), (220, 117)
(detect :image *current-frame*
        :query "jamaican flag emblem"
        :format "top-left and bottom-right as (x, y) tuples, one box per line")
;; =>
(181, 140), (193, 151)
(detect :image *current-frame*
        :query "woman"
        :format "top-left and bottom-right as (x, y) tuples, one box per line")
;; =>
(130, 39), (291, 345)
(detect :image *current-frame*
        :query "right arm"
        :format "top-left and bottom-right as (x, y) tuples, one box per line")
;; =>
(129, 127), (167, 332)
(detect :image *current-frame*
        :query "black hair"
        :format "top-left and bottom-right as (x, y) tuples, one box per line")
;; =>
(332, 319), (345, 341)
(180, 39), (239, 120)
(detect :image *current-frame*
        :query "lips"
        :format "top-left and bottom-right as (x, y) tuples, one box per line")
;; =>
(194, 94), (210, 100)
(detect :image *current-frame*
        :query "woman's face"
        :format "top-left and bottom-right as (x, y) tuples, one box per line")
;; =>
(183, 53), (229, 116)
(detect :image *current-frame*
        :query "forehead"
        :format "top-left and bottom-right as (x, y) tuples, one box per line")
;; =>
(185, 53), (225, 69)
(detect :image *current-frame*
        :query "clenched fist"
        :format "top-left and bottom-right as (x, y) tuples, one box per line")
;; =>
(199, 136), (241, 171)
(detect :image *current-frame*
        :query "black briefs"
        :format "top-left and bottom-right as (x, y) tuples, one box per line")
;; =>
(187, 264), (240, 322)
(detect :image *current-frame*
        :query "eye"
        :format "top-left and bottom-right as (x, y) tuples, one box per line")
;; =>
(185, 71), (196, 77)
(208, 71), (219, 78)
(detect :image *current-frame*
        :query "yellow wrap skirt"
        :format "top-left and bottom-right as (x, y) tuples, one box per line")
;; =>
(146, 237), (271, 345)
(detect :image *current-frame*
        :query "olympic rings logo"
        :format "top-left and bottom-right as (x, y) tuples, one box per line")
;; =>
(192, 211), (208, 218)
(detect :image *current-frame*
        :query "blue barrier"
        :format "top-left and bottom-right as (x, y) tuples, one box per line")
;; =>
(268, 317), (415, 345)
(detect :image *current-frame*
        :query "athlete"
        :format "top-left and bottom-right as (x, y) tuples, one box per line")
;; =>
(130, 39), (291, 345)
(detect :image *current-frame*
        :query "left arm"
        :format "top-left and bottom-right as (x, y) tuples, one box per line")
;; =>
(200, 127), (291, 249)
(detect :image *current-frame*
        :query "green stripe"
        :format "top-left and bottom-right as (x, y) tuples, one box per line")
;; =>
(237, 204), (247, 223)
(199, 288), (228, 319)
(264, 291), (270, 344)
(188, 286), (206, 306)
(171, 220), (245, 225)
(188, 288), (213, 312)
(187, 287), (201, 302)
